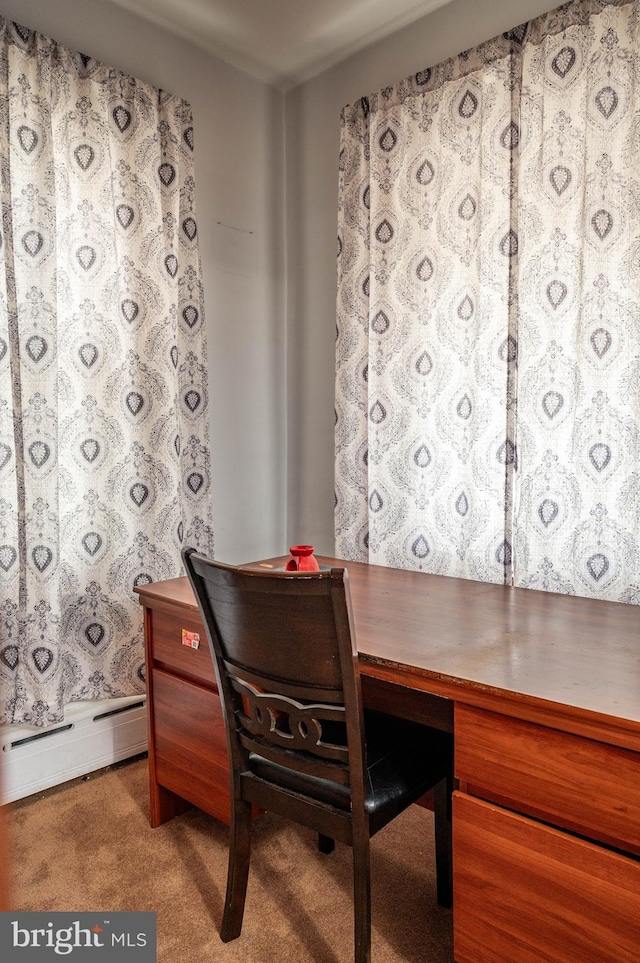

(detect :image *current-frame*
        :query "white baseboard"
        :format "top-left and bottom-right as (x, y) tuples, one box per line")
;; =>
(0, 696), (148, 804)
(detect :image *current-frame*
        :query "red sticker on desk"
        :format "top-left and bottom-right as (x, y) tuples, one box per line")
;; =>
(181, 628), (200, 649)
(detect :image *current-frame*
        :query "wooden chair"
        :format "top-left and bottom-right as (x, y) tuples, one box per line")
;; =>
(182, 550), (453, 963)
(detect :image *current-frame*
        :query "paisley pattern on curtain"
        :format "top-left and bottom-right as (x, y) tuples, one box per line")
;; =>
(336, 0), (640, 603)
(0, 19), (215, 727)
(336, 34), (522, 583)
(514, 0), (640, 601)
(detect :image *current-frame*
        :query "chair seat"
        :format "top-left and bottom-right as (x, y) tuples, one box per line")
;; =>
(249, 710), (451, 831)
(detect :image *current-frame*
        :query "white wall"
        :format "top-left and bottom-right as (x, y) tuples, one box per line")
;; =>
(284, 0), (562, 555)
(0, 0), (287, 564)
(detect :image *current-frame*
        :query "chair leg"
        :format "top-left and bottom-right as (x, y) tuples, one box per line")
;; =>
(318, 833), (335, 854)
(220, 799), (252, 942)
(433, 774), (453, 908)
(352, 833), (371, 963)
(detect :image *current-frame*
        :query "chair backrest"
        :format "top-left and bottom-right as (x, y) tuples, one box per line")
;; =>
(182, 550), (367, 808)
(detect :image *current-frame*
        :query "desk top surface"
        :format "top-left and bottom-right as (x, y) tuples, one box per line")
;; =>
(136, 556), (640, 749)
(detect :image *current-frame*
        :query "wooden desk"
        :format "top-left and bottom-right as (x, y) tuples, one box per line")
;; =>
(136, 558), (640, 963)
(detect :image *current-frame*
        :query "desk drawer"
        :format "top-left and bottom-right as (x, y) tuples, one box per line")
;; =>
(453, 792), (640, 963)
(148, 607), (216, 688)
(152, 668), (230, 823)
(455, 704), (640, 854)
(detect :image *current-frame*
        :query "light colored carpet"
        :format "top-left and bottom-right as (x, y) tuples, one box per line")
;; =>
(7, 757), (453, 962)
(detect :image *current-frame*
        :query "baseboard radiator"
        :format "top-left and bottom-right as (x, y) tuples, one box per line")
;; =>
(0, 696), (148, 805)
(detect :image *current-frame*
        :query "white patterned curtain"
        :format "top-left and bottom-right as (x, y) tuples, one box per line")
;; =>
(0, 19), (215, 727)
(336, 0), (640, 603)
(336, 35), (521, 582)
(514, 0), (640, 601)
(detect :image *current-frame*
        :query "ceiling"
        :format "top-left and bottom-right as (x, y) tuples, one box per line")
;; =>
(109, 0), (454, 91)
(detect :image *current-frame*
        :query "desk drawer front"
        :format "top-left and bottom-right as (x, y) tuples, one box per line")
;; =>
(455, 704), (640, 854)
(152, 668), (230, 823)
(453, 792), (640, 963)
(149, 607), (216, 688)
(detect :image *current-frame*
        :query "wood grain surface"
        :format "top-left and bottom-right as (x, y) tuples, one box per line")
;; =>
(137, 557), (640, 749)
(453, 792), (640, 963)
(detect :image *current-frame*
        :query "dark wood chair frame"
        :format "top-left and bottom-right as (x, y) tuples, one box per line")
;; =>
(183, 550), (453, 963)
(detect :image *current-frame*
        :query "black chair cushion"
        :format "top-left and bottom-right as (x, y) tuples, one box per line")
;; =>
(248, 710), (451, 831)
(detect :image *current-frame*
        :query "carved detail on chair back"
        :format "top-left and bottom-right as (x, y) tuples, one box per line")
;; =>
(230, 675), (349, 762)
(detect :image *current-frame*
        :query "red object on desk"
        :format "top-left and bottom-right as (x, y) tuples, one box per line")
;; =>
(285, 544), (319, 571)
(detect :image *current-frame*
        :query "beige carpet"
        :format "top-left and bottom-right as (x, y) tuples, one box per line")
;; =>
(6, 757), (453, 962)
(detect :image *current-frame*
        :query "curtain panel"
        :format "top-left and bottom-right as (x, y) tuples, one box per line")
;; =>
(0, 20), (215, 726)
(514, 0), (640, 600)
(335, 0), (640, 603)
(336, 32), (522, 583)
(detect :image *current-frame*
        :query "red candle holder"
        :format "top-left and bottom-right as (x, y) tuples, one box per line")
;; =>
(285, 545), (319, 571)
